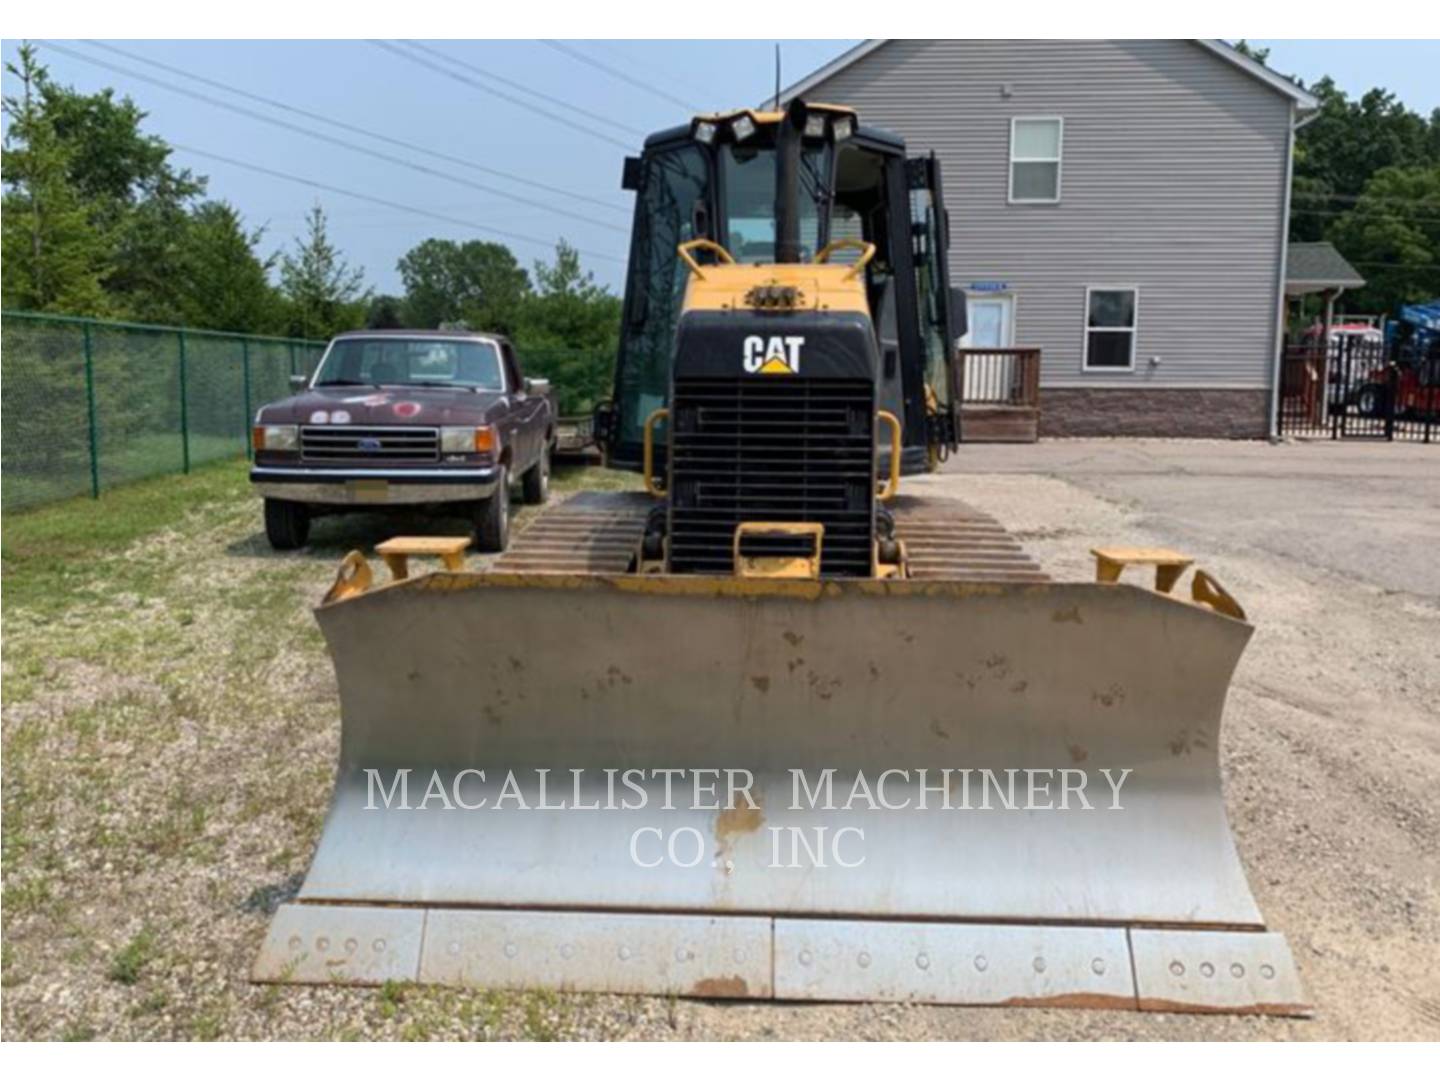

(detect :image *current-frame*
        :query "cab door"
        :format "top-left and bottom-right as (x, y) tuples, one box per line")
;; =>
(908, 152), (962, 449)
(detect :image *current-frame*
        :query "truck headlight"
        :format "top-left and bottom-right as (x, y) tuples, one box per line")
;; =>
(252, 424), (299, 451)
(441, 425), (497, 453)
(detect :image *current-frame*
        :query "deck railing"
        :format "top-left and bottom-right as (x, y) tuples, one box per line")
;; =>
(952, 348), (1042, 407)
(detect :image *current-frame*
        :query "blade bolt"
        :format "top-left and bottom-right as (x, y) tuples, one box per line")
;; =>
(858, 951), (872, 969)
(1092, 958), (1106, 975)
(1200, 962), (1215, 978)
(1231, 963), (1245, 978)
(504, 943), (518, 959)
(1169, 961), (1185, 976)
(1033, 957), (1047, 974)
(916, 953), (931, 971)
(974, 955), (989, 972)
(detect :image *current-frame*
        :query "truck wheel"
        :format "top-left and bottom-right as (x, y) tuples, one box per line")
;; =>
(475, 465), (510, 552)
(521, 442), (551, 505)
(263, 498), (310, 550)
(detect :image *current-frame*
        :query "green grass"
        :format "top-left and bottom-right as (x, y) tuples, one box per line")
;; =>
(1, 457), (248, 617)
(107, 928), (157, 985)
(1, 454), (632, 1039)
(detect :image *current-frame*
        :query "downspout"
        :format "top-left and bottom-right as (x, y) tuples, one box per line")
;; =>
(1269, 101), (1313, 439)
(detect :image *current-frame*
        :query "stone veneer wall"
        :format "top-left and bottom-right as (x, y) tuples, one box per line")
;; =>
(1038, 389), (1270, 438)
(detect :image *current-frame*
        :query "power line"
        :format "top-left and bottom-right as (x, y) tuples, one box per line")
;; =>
(539, 39), (701, 113)
(401, 41), (646, 138)
(168, 142), (624, 264)
(370, 40), (632, 151)
(1291, 191), (1440, 207)
(38, 40), (628, 236)
(77, 39), (629, 216)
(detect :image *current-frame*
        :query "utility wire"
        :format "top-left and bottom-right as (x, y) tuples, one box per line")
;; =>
(77, 39), (629, 216)
(371, 40), (632, 151)
(401, 40), (646, 138)
(169, 142), (624, 264)
(539, 39), (701, 113)
(37, 40), (627, 235)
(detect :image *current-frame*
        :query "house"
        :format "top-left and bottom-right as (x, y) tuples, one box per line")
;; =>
(779, 40), (1319, 438)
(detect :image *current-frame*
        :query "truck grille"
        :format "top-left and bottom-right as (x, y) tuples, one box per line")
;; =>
(668, 377), (876, 578)
(300, 425), (439, 463)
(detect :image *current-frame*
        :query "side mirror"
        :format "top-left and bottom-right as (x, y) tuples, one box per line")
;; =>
(949, 287), (969, 342)
(525, 377), (552, 396)
(289, 374), (308, 390)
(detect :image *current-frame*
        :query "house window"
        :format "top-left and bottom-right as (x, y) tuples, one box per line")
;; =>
(1009, 117), (1063, 203)
(1084, 287), (1138, 370)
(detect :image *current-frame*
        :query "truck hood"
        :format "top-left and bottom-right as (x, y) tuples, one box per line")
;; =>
(256, 385), (506, 427)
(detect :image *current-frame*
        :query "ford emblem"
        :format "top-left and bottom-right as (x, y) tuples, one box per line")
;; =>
(358, 437), (383, 451)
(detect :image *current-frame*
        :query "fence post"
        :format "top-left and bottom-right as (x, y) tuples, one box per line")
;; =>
(289, 342), (297, 378)
(241, 339), (253, 461)
(82, 321), (100, 498)
(178, 329), (191, 473)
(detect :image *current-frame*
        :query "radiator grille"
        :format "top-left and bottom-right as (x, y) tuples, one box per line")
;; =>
(668, 377), (875, 577)
(301, 425), (439, 463)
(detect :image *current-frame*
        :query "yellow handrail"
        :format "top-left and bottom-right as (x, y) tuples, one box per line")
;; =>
(813, 239), (877, 280)
(642, 407), (670, 496)
(876, 410), (902, 502)
(676, 239), (737, 280)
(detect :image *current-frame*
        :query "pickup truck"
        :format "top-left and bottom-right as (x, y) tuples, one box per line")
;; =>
(249, 330), (554, 552)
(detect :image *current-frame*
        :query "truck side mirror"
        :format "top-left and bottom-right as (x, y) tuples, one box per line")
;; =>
(525, 377), (552, 397)
(950, 287), (969, 342)
(289, 374), (308, 390)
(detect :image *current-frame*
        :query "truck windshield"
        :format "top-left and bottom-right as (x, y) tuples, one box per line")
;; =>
(314, 338), (505, 391)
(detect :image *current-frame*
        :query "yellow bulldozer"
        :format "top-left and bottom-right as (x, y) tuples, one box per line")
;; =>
(255, 102), (1307, 1015)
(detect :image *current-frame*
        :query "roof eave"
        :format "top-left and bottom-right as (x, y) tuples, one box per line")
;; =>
(773, 39), (1321, 116)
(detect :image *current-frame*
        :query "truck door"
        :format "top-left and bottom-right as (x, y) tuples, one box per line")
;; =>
(500, 342), (538, 471)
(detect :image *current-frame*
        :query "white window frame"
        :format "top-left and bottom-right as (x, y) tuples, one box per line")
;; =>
(1008, 117), (1064, 205)
(1082, 285), (1139, 372)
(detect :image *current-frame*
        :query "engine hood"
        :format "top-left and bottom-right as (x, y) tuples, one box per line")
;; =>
(256, 385), (505, 427)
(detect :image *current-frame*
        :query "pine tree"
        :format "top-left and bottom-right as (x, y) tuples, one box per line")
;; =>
(278, 202), (369, 339)
(1, 44), (113, 314)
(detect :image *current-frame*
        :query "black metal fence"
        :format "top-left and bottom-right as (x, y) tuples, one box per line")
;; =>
(1276, 333), (1438, 443)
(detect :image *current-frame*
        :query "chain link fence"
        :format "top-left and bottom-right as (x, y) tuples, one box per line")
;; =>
(2, 312), (328, 511)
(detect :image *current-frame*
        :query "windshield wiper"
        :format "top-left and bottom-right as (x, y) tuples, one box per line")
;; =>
(314, 379), (377, 387)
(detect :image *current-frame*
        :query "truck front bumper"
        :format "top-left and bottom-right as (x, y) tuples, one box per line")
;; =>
(250, 466), (499, 506)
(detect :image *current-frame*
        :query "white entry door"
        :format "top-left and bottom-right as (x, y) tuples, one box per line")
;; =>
(963, 295), (1015, 401)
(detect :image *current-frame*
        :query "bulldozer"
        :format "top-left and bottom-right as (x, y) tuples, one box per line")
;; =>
(255, 101), (1307, 1015)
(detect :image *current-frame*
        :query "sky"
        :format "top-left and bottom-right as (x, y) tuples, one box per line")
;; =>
(2, 39), (1437, 296)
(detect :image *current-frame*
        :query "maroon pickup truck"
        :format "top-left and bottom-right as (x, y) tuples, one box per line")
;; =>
(249, 330), (554, 552)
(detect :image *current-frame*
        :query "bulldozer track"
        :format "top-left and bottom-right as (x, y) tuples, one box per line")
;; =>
(494, 490), (1049, 582)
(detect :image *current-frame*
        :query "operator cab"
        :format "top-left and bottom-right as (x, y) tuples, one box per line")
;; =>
(598, 100), (964, 474)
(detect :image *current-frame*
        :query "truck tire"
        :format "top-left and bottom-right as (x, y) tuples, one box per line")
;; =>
(264, 498), (310, 550)
(521, 442), (551, 505)
(474, 465), (510, 553)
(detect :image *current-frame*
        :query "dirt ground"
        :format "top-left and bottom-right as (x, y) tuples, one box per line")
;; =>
(2, 439), (1437, 1040)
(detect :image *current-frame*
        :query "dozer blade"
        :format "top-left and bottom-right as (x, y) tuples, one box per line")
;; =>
(256, 572), (1307, 1015)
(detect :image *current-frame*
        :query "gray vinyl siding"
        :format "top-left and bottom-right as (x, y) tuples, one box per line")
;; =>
(801, 40), (1292, 388)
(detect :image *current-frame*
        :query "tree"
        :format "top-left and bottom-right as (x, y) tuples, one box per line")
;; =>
(515, 239), (622, 351)
(365, 294), (407, 329)
(512, 241), (623, 415)
(1329, 166), (1440, 313)
(1, 44), (113, 314)
(396, 238), (530, 332)
(278, 202), (369, 339)
(171, 201), (283, 333)
(1292, 78), (1439, 242)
